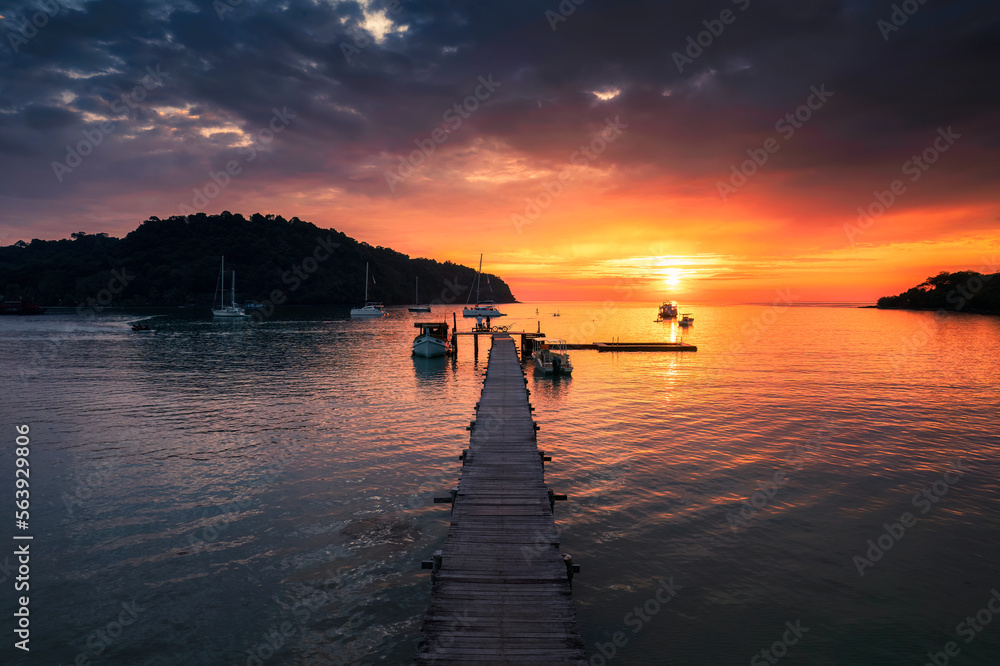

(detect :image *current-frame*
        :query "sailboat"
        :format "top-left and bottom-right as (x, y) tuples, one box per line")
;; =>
(462, 254), (506, 318)
(408, 277), (431, 313)
(212, 256), (249, 318)
(350, 262), (385, 317)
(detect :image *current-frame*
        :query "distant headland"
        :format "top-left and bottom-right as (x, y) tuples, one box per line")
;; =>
(0, 212), (517, 308)
(875, 270), (999, 315)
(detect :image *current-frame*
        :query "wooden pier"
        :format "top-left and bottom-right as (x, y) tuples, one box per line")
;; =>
(415, 334), (586, 665)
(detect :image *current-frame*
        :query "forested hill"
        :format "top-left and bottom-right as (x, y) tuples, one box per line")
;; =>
(876, 270), (999, 313)
(0, 212), (516, 307)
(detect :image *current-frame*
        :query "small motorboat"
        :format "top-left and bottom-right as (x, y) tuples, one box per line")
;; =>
(679, 313), (694, 327)
(532, 338), (573, 375)
(412, 322), (450, 357)
(0, 298), (46, 315)
(656, 301), (678, 321)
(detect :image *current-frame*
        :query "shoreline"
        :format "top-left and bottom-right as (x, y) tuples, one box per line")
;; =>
(867, 305), (1000, 316)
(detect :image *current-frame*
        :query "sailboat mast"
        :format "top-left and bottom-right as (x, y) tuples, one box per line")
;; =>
(476, 253), (483, 305)
(232, 270), (236, 307)
(220, 256), (225, 308)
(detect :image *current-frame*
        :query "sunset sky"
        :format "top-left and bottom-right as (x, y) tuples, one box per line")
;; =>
(1, 0), (998, 302)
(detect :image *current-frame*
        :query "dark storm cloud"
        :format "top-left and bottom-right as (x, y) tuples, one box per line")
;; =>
(0, 0), (998, 211)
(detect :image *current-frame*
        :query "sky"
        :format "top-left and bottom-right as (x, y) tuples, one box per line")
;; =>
(1, 0), (998, 302)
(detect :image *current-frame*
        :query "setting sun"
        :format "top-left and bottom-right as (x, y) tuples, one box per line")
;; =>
(663, 267), (685, 288)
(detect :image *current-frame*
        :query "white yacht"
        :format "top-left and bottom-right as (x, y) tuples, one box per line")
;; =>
(212, 257), (249, 318)
(463, 300), (505, 318)
(462, 254), (506, 318)
(350, 262), (385, 318)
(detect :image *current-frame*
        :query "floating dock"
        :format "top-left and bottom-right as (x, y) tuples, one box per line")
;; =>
(415, 334), (586, 665)
(565, 341), (697, 352)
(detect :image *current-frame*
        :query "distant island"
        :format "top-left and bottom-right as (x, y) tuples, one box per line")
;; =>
(875, 270), (999, 314)
(0, 212), (516, 308)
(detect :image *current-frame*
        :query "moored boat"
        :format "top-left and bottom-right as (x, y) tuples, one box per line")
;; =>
(351, 262), (386, 318)
(463, 254), (506, 318)
(656, 301), (678, 321)
(412, 322), (450, 357)
(679, 313), (694, 327)
(463, 300), (505, 318)
(531, 337), (573, 375)
(408, 277), (431, 313)
(0, 298), (46, 315)
(212, 256), (250, 318)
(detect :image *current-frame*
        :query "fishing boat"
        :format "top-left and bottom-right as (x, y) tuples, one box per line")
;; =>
(656, 301), (678, 321)
(408, 277), (431, 313)
(679, 313), (694, 327)
(412, 321), (450, 357)
(212, 257), (249, 318)
(462, 254), (506, 318)
(350, 262), (385, 317)
(0, 298), (46, 315)
(531, 337), (573, 375)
